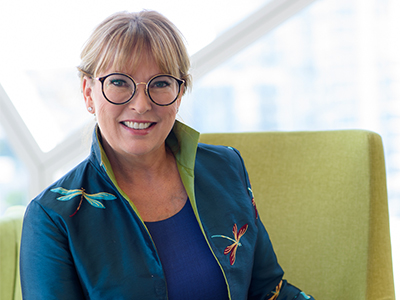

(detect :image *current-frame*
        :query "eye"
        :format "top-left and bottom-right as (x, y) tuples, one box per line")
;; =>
(109, 79), (128, 87)
(151, 80), (171, 89)
(104, 74), (133, 89)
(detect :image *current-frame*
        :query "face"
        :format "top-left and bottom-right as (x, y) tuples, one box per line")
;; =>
(82, 55), (182, 163)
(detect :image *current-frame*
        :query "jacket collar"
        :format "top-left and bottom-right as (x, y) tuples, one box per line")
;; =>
(91, 120), (200, 172)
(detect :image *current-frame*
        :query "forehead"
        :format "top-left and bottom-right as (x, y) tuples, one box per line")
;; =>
(99, 45), (169, 77)
(91, 19), (180, 78)
(104, 53), (164, 79)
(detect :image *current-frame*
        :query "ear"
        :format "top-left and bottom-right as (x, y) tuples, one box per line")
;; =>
(82, 77), (95, 112)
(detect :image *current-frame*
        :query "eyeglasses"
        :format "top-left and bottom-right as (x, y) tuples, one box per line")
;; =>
(95, 73), (185, 106)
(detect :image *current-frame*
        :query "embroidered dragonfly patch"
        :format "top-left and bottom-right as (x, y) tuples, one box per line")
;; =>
(51, 187), (116, 217)
(212, 223), (248, 265)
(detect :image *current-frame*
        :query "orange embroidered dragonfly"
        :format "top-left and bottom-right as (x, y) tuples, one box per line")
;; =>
(212, 223), (248, 265)
(268, 280), (283, 300)
(51, 187), (116, 217)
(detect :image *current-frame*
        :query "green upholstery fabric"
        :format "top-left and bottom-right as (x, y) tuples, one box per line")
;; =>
(0, 206), (25, 300)
(200, 130), (395, 300)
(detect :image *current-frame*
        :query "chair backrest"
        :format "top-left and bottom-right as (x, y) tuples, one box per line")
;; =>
(0, 206), (25, 300)
(200, 130), (395, 300)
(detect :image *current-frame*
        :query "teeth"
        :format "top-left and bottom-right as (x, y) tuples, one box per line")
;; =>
(123, 121), (152, 129)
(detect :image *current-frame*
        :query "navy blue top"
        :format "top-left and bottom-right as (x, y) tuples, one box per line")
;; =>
(145, 200), (229, 300)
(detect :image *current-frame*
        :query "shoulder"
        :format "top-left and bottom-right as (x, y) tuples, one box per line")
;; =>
(194, 143), (250, 193)
(196, 142), (244, 166)
(195, 143), (247, 178)
(27, 158), (96, 218)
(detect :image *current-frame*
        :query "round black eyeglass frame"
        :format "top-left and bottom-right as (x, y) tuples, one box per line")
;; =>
(95, 72), (185, 106)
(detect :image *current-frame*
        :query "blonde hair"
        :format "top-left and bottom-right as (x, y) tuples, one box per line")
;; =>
(78, 10), (192, 93)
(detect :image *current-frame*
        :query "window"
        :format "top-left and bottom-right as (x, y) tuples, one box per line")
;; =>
(0, 124), (29, 214)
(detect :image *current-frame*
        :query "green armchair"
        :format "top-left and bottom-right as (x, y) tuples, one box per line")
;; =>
(200, 130), (395, 300)
(0, 130), (395, 300)
(0, 205), (25, 300)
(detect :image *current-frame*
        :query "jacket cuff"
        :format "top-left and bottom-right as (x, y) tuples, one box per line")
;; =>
(276, 281), (314, 300)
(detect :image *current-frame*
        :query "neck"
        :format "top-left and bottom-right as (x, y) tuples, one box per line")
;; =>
(103, 140), (176, 186)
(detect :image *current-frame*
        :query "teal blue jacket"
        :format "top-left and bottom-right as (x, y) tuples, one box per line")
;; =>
(20, 121), (313, 300)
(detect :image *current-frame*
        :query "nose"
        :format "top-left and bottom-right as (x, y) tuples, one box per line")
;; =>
(128, 83), (151, 114)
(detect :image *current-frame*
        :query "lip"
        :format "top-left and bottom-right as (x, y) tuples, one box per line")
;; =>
(120, 120), (156, 135)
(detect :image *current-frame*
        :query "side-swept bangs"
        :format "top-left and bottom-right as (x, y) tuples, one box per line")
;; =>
(78, 11), (192, 93)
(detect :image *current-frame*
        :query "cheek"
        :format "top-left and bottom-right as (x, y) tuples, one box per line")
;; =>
(164, 105), (178, 121)
(95, 101), (122, 124)
(171, 100), (181, 114)
(91, 85), (111, 114)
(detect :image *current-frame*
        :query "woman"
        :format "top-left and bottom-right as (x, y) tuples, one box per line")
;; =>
(20, 10), (314, 300)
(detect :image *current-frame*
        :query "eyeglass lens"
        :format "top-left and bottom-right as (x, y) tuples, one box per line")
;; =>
(103, 74), (180, 105)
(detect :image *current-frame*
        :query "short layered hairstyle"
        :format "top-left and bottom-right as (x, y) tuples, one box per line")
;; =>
(78, 10), (192, 94)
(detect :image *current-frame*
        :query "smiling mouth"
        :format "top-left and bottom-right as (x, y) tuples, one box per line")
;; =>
(122, 121), (154, 130)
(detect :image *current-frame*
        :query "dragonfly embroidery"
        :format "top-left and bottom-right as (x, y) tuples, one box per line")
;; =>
(212, 223), (248, 265)
(51, 187), (116, 217)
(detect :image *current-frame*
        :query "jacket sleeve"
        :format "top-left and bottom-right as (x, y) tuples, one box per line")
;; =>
(20, 200), (86, 300)
(230, 148), (315, 300)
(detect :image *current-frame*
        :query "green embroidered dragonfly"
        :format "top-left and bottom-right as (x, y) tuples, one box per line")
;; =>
(51, 187), (116, 217)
